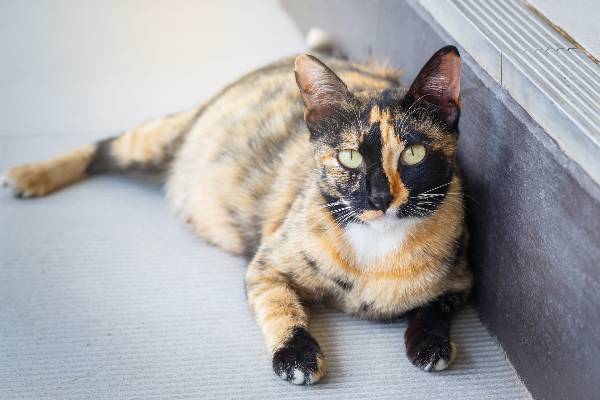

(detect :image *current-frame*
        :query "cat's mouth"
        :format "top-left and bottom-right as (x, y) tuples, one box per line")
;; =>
(362, 212), (407, 232)
(360, 210), (385, 220)
(357, 204), (429, 225)
(358, 208), (401, 227)
(337, 198), (431, 226)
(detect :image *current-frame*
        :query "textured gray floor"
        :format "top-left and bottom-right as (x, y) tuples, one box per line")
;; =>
(0, 1), (530, 399)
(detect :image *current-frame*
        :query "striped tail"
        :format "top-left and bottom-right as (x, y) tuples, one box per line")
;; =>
(2, 107), (200, 198)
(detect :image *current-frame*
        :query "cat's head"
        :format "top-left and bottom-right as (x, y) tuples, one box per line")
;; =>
(295, 46), (461, 228)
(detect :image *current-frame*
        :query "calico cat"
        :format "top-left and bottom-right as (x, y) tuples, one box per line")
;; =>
(3, 46), (472, 385)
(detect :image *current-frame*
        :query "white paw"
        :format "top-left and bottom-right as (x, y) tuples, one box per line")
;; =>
(433, 358), (449, 371)
(291, 368), (306, 385)
(272, 327), (326, 385)
(407, 335), (456, 373)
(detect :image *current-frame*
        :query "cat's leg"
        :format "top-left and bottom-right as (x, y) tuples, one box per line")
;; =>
(404, 292), (466, 372)
(2, 108), (200, 197)
(245, 254), (326, 385)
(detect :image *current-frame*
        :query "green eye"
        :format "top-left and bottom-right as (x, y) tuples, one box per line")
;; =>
(337, 149), (363, 169)
(400, 144), (427, 166)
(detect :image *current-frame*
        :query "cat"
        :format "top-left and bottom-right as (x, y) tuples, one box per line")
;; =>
(3, 45), (472, 385)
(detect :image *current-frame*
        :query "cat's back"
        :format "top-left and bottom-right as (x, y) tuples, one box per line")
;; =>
(167, 56), (400, 257)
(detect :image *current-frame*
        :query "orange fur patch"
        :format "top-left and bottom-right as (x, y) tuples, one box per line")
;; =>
(379, 108), (409, 207)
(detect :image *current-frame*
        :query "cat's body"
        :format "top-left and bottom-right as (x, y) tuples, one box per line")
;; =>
(4, 48), (472, 385)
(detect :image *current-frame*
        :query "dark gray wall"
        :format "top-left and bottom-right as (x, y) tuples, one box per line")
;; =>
(282, 1), (600, 399)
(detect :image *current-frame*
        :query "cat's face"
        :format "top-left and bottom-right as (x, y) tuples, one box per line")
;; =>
(295, 47), (461, 228)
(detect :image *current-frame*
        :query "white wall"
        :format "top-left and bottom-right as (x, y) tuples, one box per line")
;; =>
(0, 0), (304, 139)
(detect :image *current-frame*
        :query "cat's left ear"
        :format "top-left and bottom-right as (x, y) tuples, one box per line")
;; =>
(407, 46), (461, 129)
(295, 54), (351, 127)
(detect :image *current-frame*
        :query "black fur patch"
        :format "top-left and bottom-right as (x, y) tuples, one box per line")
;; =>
(85, 136), (168, 175)
(318, 188), (362, 227)
(85, 137), (117, 175)
(226, 206), (262, 260)
(404, 292), (465, 372)
(359, 124), (393, 211)
(405, 330), (453, 372)
(358, 302), (373, 313)
(272, 327), (323, 384)
(396, 130), (453, 218)
(333, 277), (354, 291)
(303, 253), (320, 272)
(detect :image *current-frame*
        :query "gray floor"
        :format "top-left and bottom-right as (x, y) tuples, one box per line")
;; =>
(1, 1), (530, 399)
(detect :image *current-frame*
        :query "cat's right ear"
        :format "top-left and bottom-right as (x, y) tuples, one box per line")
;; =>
(295, 54), (350, 127)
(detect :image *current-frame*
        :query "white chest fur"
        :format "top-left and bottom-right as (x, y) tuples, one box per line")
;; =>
(344, 216), (420, 267)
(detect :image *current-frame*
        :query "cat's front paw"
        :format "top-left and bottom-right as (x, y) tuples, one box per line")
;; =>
(405, 331), (456, 372)
(272, 327), (326, 385)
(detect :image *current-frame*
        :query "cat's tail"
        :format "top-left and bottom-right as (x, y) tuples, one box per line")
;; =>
(2, 107), (201, 198)
(306, 27), (335, 56)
